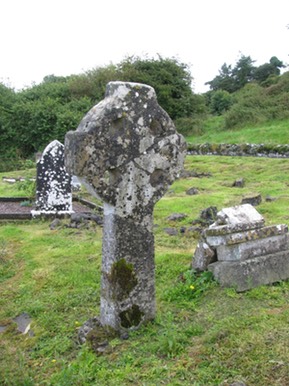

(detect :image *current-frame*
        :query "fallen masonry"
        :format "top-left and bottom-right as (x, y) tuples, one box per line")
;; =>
(192, 204), (289, 291)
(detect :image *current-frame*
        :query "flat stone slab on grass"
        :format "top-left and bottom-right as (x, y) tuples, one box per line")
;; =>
(212, 204), (264, 227)
(206, 224), (288, 247)
(209, 250), (289, 292)
(216, 233), (289, 261)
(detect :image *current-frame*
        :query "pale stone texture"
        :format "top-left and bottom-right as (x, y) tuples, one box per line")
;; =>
(206, 224), (288, 247)
(192, 240), (216, 272)
(209, 250), (289, 292)
(33, 140), (72, 215)
(211, 204), (264, 227)
(216, 234), (289, 261)
(65, 81), (186, 331)
(193, 204), (289, 291)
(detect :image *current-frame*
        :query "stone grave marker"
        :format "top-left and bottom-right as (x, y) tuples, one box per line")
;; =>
(65, 81), (186, 332)
(32, 140), (72, 216)
(193, 204), (289, 291)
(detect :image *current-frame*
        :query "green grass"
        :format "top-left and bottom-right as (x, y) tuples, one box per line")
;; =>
(0, 169), (36, 197)
(186, 117), (289, 145)
(0, 156), (289, 385)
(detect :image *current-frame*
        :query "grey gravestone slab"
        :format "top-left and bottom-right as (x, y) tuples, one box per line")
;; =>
(211, 204), (264, 227)
(206, 224), (288, 247)
(65, 81), (186, 332)
(209, 250), (289, 292)
(216, 233), (289, 261)
(32, 140), (72, 215)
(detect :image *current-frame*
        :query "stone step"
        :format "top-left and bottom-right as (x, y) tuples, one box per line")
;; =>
(208, 249), (289, 292)
(216, 233), (289, 261)
(204, 220), (265, 238)
(206, 224), (288, 247)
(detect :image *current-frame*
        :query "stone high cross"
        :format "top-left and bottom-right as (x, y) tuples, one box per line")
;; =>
(65, 82), (186, 331)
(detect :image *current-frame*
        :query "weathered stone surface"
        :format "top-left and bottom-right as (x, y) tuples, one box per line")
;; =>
(65, 82), (186, 331)
(49, 218), (62, 230)
(71, 175), (81, 191)
(65, 82), (186, 217)
(186, 187), (199, 195)
(163, 227), (179, 236)
(167, 213), (187, 221)
(199, 206), (218, 225)
(33, 140), (72, 214)
(208, 250), (289, 291)
(241, 194), (262, 206)
(0, 325), (7, 333)
(265, 195), (277, 202)
(192, 240), (217, 271)
(13, 313), (32, 335)
(205, 221), (265, 237)
(216, 233), (289, 261)
(232, 178), (245, 187)
(206, 224), (288, 247)
(211, 204), (264, 228)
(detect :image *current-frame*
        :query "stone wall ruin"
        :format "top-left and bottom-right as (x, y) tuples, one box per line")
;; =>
(193, 204), (289, 291)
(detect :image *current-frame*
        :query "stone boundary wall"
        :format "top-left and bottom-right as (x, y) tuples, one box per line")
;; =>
(187, 143), (289, 158)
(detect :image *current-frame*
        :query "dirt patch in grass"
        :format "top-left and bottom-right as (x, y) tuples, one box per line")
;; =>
(0, 200), (95, 216)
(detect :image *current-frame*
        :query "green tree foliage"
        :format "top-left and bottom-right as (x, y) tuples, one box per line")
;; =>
(253, 56), (285, 84)
(206, 54), (284, 93)
(231, 55), (255, 90)
(3, 76), (93, 157)
(116, 56), (200, 119)
(205, 63), (234, 93)
(209, 90), (233, 115)
(0, 84), (18, 157)
(224, 72), (289, 129)
(68, 64), (120, 102)
(1, 56), (205, 158)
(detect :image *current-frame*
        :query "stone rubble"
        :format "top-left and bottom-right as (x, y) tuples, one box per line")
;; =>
(192, 204), (289, 291)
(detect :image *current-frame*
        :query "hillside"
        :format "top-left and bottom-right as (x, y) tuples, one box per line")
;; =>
(186, 117), (289, 145)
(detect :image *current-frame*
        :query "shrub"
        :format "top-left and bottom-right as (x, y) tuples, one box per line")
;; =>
(174, 117), (205, 136)
(210, 90), (233, 115)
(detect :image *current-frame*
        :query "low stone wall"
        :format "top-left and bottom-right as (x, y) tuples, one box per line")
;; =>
(187, 143), (289, 158)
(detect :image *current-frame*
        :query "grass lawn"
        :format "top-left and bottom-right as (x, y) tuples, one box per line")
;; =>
(186, 117), (289, 145)
(0, 155), (289, 385)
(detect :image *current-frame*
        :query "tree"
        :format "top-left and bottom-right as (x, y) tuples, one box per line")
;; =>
(210, 90), (233, 115)
(231, 55), (255, 90)
(116, 56), (197, 119)
(205, 63), (235, 93)
(206, 55), (255, 93)
(0, 83), (18, 157)
(253, 56), (285, 84)
(2, 56), (202, 157)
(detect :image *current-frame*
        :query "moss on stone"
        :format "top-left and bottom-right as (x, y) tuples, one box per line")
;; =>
(86, 324), (118, 355)
(119, 304), (144, 329)
(110, 258), (138, 301)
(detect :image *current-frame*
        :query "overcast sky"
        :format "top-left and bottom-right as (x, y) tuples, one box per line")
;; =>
(1, 0), (288, 93)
